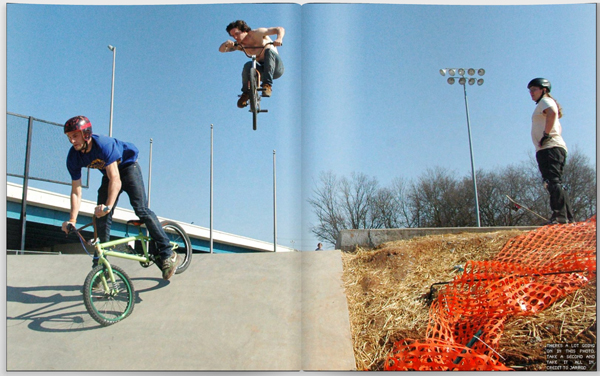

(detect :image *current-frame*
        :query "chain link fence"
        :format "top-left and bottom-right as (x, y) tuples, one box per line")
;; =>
(7, 112), (90, 251)
(7, 112), (89, 187)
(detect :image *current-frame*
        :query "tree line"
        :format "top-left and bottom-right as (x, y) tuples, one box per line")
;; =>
(308, 149), (596, 246)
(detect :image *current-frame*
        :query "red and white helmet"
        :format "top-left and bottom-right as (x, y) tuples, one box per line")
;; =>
(64, 115), (92, 141)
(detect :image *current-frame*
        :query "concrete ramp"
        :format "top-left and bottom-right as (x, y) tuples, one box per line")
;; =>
(6, 251), (356, 371)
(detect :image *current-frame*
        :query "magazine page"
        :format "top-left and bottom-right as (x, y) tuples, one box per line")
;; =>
(6, 1), (309, 371)
(5, 0), (597, 373)
(300, 1), (596, 372)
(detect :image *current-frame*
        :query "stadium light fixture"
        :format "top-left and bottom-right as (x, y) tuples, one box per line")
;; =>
(439, 67), (487, 227)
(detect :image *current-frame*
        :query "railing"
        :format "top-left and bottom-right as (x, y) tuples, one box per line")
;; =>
(7, 112), (90, 251)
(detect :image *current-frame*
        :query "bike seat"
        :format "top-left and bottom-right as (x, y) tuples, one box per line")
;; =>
(127, 219), (144, 227)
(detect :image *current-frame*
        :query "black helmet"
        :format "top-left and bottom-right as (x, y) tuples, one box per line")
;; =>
(527, 78), (551, 93)
(64, 115), (92, 141)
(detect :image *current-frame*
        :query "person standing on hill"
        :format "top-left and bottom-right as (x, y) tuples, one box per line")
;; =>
(527, 78), (574, 224)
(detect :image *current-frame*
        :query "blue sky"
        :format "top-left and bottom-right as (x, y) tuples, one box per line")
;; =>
(5, 0), (597, 251)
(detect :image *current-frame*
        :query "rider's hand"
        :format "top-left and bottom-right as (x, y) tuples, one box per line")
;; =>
(94, 204), (110, 218)
(226, 40), (238, 50)
(539, 132), (552, 147)
(273, 40), (283, 47)
(62, 220), (76, 234)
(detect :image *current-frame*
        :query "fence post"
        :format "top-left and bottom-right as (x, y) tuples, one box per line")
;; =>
(19, 117), (34, 253)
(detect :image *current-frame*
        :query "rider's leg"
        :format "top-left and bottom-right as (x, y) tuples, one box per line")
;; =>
(240, 61), (253, 94)
(119, 162), (172, 260)
(536, 147), (571, 223)
(258, 49), (284, 88)
(237, 62), (253, 107)
(95, 176), (122, 266)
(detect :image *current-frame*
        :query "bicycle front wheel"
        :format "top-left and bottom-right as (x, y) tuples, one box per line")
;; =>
(83, 264), (135, 326)
(249, 67), (259, 130)
(161, 220), (192, 274)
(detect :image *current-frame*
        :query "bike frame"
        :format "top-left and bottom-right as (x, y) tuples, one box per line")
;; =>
(235, 42), (273, 130)
(72, 221), (179, 287)
(69, 217), (191, 325)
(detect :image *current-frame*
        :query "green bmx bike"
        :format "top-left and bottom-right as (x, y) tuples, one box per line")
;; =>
(67, 218), (192, 326)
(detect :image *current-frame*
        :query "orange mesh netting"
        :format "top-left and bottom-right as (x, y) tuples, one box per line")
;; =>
(384, 216), (597, 371)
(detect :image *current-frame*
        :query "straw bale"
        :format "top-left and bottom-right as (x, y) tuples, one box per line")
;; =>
(341, 230), (596, 371)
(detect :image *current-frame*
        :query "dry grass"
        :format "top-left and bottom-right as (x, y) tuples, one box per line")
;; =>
(341, 230), (597, 371)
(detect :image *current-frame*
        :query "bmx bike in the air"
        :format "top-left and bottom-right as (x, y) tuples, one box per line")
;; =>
(235, 42), (275, 130)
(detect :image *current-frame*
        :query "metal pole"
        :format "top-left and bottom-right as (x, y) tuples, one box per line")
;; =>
(210, 124), (214, 254)
(148, 138), (153, 208)
(108, 45), (116, 137)
(273, 150), (277, 252)
(462, 84), (481, 227)
(19, 117), (34, 253)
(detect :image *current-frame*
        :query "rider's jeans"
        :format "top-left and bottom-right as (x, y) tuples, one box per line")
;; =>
(536, 147), (574, 222)
(95, 162), (172, 263)
(241, 48), (284, 93)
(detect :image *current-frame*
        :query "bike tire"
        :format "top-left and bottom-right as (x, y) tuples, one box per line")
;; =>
(249, 68), (259, 131)
(83, 264), (135, 326)
(161, 220), (192, 274)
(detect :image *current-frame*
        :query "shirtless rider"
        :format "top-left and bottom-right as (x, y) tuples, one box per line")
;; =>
(219, 20), (285, 108)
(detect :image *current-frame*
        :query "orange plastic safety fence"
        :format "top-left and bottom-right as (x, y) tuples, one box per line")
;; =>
(384, 216), (597, 371)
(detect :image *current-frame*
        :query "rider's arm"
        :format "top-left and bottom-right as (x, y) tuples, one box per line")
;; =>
(62, 179), (82, 233)
(542, 106), (557, 134)
(219, 40), (239, 53)
(258, 27), (285, 46)
(95, 161), (122, 217)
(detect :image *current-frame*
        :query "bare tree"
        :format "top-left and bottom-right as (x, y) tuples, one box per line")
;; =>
(406, 167), (473, 227)
(563, 147), (597, 221)
(339, 172), (379, 230)
(308, 171), (345, 246)
(371, 177), (410, 229)
(308, 150), (596, 246)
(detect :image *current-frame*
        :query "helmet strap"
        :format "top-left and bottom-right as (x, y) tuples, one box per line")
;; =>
(80, 139), (90, 153)
(535, 89), (546, 104)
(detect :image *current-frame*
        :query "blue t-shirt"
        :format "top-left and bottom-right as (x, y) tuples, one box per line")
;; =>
(66, 134), (138, 181)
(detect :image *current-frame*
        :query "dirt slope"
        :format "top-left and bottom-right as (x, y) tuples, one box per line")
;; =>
(341, 230), (596, 371)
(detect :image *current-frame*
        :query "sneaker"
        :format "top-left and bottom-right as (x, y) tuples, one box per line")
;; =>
(545, 217), (568, 225)
(262, 84), (272, 97)
(160, 251), (180, 280)
(237, 93), (249, 108)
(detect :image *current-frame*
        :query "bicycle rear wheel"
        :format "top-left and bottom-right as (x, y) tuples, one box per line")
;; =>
(249, 67), (259, 130)
(161, 220), (192, 274)
(83, 264), (135, 326)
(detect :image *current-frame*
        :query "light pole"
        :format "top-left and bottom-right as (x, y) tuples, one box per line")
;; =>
(439, 67), (485, 227)
(108, 45), (116, 137)
(210, 124), (214, 254)
(148, 138), (153, 208)
(273, 150), (277, 253)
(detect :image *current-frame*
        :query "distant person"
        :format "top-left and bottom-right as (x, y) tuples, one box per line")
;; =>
(527, 78), (574, 224)
(315, 243), (323, 251)
(60, 115), (180, 280)
(219, 20), (285, 108)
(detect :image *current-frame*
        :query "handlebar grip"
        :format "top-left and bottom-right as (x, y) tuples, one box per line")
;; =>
(67, 223), (76, 233)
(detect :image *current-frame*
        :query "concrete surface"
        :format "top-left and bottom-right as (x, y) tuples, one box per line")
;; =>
(7, 251), (356, 371)
(336, 226), (540, 251)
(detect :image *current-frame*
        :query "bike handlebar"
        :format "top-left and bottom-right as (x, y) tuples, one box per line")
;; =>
(65, 221), (95, 236)
(234, 42), (276, 58)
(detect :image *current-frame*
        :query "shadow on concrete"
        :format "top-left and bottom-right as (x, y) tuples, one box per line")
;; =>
(7, 277), (169, 333)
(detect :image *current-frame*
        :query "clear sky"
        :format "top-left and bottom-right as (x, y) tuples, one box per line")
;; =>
(5, 0), (597, 251)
